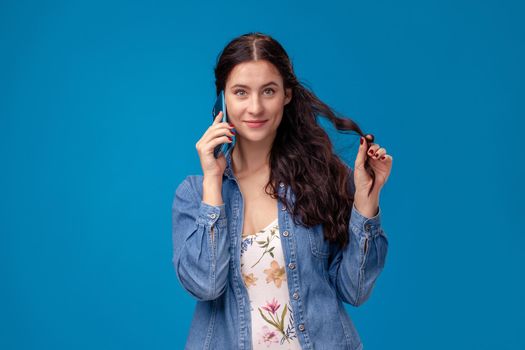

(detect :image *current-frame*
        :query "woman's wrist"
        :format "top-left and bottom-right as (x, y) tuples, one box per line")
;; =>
(202, 176), (223, 206)
(353, 192), (380, 218)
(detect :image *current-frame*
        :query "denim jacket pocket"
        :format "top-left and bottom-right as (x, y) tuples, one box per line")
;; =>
(307, 226), (330, 258)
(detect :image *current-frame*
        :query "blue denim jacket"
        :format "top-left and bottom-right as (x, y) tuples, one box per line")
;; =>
(171, 151), (388, 350)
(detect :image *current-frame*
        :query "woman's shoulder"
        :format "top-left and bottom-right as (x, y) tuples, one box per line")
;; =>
(180, 174), (204, 186)
(172, 174), (205, 210)
(175, 174), (204, 196)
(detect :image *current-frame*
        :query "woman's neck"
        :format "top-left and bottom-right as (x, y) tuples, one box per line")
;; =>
(231, 136), (273, 178)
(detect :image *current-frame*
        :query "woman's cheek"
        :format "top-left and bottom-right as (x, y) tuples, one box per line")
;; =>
(228, 109), (243, 126)
(230, 113), (241, 126)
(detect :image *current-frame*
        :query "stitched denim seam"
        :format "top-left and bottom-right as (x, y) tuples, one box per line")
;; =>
(203, 299), (217, 349)
(307, 227), (330, 259)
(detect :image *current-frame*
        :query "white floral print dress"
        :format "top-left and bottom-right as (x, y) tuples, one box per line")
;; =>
(240, 218), (302, 349)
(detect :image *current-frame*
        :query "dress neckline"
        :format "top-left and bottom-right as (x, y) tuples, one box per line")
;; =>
(241, 217), (278, 240)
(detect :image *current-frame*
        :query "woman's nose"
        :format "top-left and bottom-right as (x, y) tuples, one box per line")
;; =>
(247, 95), (264, 115)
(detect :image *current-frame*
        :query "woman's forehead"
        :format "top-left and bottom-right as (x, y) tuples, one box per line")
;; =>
(226, 60), (283, 87)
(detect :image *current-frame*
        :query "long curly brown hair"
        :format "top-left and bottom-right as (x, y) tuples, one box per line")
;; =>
(214, 32), (376, 249)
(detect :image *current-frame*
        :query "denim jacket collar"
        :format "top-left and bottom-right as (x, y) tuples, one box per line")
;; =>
(223, 149), (235, 180)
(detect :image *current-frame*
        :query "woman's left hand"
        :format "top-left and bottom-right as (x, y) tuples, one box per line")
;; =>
(353, 134), (393, 217)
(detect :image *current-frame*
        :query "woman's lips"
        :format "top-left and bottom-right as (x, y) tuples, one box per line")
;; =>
(244, 120), (268, 128)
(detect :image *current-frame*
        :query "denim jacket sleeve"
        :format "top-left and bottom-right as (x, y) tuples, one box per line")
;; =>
(328, 167), (389, 307)
(171, 176), (230, 301)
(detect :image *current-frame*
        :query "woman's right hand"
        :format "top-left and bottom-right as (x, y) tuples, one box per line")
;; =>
(195, 111), (236, 178)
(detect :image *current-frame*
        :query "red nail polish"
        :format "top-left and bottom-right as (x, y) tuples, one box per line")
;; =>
(360, 137), (364, 145)
(381, 155), (386, 160)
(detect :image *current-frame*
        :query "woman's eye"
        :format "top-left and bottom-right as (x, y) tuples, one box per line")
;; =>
(234, 89), (246, 96)
(263, 88), (275, 95)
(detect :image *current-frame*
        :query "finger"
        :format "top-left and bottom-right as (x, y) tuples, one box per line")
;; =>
(367, 143), (380, 157)
(372, 147), (386, 160)
(202, 125), (233, 145)
(208, 125), (235, 140)
(220, 121), (235, 129)
(380, 154), (393, 162)
(208, 115), (232, 133)
(208, 135), (233, 151)
(210, 120), (234, 132)
(202, 118), (232, 144)
(212, 126), (235, 138)
(355, 136), (369, 168)
(212, 111), (223, 124)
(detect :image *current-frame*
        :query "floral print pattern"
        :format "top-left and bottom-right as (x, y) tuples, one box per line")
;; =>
(257, 326), (280, 346)
(241, 219), (301, 349)
(243, 272), (258, 287)
(264, 260), (286, 288)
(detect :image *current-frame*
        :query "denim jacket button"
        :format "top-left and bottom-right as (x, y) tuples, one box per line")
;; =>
(298, 324), (305, 331)
(279, 182), (284, 188)
(282, 230), (289, 237)
(209, 213), (217, 219)
(288, 262), (296, 270)
(292, 292), (299, 300)
(281, 206), (287, 211)
(364, 224), (371, 232)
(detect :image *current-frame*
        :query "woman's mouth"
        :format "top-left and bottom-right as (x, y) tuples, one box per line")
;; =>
(244, 120), (268, 128)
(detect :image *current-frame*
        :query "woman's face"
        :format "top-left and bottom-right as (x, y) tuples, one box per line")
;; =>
(224, 60), (292, 143)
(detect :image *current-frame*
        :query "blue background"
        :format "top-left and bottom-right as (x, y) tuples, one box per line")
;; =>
(1, 0), (523, 349)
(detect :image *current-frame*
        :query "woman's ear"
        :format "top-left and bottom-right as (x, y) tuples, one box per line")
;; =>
(284, 88), (292, 105)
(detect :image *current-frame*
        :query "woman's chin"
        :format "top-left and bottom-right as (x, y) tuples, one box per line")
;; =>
(238, 132), (274, 143)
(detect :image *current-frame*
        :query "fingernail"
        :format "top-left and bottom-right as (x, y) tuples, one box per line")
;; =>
(381, 155), (386, 160)
(227, 136), (232, 141)
(360, 137), (364, 145)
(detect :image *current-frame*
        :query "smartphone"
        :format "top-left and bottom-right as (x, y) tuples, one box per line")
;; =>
(211, 90), (235, 158)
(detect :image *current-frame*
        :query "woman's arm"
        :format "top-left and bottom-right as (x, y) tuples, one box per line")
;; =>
(328, 168), (389, 306)
(171, 176), (230, 301)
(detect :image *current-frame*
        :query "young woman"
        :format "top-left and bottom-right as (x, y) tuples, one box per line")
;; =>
(172, 32), (392, 350)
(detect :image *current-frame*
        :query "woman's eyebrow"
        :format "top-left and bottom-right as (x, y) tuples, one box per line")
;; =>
(230, 81), (279, 89)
